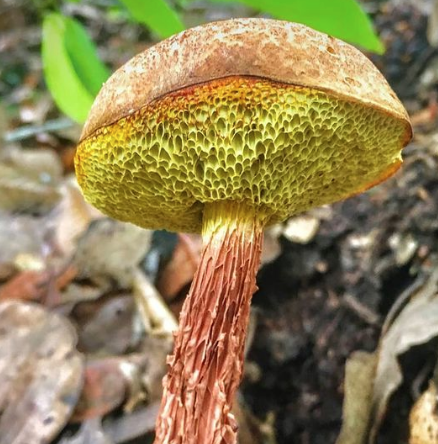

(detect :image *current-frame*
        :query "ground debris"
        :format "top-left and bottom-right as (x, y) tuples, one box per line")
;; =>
(0, 301), (84, 444)
(1, 1), (438, 443)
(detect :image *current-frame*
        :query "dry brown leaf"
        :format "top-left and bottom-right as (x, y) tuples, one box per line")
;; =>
(0, 263), (16, 281)
(409, 381), (438, 444)
(6, 147), (62, 182)
(140, 335), (173, 403)
(71, 354), (150, 424)
(157, 233), (202, 301)
(335, 272), (438, 444)
(156, 227), (280, 304)
(54, 179), (104, 257)
(133, 268), (178, 337)
(370, 271), (438, 442)
(60, 282), (105, 305)
(0, 265), (76, 304)
(76, 295), (136, 354)
(73, 218), (152, 288)
(410, 102), (438, 128)
(0, 269), (48, 302)
(336, 351), (378, 444)
(71, 358), (127, 422)
(0, 301), (84, 444)
(0, 212), (47, 266)
(0, 148), (62, 212)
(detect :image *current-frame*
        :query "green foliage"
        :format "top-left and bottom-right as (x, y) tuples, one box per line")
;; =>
(64, 17), (111, 96)
(42, 13), (109, 123)
(41, 0), (384, 122)
(209, 0), (384, 54)
(119, 0), (185, 38)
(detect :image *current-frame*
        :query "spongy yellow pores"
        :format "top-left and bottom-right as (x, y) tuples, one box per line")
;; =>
(76, 77), (407, 233)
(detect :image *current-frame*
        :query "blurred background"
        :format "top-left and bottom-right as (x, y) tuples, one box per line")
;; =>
(1, 0), (438, 443)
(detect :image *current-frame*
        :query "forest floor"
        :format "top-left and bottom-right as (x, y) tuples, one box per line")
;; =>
(1, 1), (438, 443)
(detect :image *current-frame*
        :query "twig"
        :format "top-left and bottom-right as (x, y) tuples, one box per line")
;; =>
(342, 293), (381, 326)
(4, 117), (75, 143)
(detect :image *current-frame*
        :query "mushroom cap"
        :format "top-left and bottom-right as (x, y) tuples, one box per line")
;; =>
(76, 18), (412, 233)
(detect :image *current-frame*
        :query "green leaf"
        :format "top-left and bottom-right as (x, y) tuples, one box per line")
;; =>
(64, 17), (110, 96)
(208, 0), (384, 54)
(42, 13), (110, 123)
(119, 0), (185, 38)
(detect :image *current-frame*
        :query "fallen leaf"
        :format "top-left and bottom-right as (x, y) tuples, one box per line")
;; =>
(370, 271), (438, 441)
(140, 335), (173, 403)
(60, 282), (104, 305)
(0, 148), (62, 212)
(0, 265), (76, 304)
(71, 358), (127, 422)
(54, 179), (103, 257)
(156, 233), (201, 301)
(6, 147), (62, 183)
(409, 381), (438, 444)
(75, 295), (136, 354)
(118, 359), (147, 413)
(0, 263), (16, 281)
(0, 269), (48, 302)
(133, 268), (178, 337)
(156, 227), (279, 303)
(410, 102), (438, 127)
(0, 212), (47, 266)
(336, 351), (377, 444)
(71, 355), (149, 423)
(73, 218), (152, 288)
(0, 300), (84, 444)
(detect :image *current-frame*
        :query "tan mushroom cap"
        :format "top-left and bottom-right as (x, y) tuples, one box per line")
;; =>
(76, 18), (412, 233)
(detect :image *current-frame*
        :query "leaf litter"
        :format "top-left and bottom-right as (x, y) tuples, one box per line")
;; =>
(0, 301), (84, 444)
(337, 269), (438, 444)
(2, 1), (438, 443)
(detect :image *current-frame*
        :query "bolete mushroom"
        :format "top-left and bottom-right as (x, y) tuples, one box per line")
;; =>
(75, 18), (412, 444)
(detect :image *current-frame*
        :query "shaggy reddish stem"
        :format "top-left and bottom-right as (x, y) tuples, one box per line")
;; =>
(154, 202), (266, 444)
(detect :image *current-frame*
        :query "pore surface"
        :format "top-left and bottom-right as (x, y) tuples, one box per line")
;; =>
(76, 77), (408, 233)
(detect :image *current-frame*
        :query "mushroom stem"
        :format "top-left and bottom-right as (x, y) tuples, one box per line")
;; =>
(154, 201), (267, 444)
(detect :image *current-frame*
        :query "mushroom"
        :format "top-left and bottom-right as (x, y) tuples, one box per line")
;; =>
(75, 18), (412, 444)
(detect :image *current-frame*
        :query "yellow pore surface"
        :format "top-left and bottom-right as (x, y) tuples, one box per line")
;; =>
(76, 77), (407, 233)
